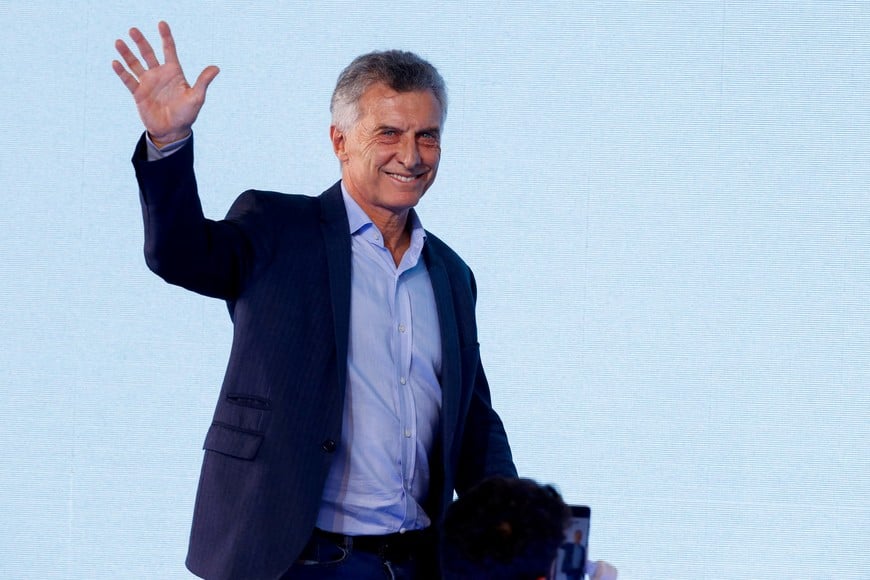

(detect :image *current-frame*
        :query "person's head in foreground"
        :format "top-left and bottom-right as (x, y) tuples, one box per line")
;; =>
(442, 476), (570, 580)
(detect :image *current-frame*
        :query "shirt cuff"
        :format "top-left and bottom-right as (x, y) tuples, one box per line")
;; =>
(145, 133), (192, 161)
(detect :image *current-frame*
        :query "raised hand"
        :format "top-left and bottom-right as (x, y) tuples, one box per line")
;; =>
(112, 21), (219, 147)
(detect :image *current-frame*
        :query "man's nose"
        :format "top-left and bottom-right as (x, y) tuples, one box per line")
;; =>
(398, 136), (421, 167)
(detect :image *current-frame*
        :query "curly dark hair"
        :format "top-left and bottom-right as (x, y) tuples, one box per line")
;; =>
(442, 476), (571, 579)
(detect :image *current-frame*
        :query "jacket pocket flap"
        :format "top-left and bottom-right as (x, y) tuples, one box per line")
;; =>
(203, 422), (263, 460)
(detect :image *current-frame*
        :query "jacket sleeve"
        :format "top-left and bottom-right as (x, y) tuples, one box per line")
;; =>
(452, 269), (518, 494)
(454, 355), (518, 494)
(132, 134), (272, 300)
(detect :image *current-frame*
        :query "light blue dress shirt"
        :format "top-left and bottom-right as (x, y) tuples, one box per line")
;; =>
(316, 187), (442, 535)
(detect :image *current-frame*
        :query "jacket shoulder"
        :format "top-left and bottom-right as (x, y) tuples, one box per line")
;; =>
(230, 189), (319, 213)
(424, 231), (470, 270)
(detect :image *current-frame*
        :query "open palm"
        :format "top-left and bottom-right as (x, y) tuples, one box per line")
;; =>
(113, 21), (219, 146)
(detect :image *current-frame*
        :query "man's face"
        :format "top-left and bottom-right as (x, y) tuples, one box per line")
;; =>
(331, 82), (442, 222)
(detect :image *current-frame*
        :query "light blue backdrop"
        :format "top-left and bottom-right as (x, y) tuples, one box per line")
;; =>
(1, 2), (868, 578)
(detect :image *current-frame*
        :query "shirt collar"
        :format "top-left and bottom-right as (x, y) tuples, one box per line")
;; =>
(340, 181), (427, 243)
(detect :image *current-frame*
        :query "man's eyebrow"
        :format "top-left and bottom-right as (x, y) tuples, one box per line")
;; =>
(374, 124), (440, 136)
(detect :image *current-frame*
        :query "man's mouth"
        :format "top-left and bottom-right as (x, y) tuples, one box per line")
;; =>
(386, 172), (423, 183)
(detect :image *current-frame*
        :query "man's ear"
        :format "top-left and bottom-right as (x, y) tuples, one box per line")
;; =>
(330, 125), (348, 162)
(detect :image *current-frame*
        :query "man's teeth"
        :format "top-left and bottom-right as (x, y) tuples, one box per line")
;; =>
(390, 173), (417, 182)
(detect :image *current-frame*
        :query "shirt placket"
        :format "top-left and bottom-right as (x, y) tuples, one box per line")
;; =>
(393, 270), (418, 525)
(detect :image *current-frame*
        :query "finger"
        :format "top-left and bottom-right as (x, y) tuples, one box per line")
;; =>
(599, 563), (617, 580)
(129, 26), (160, 70)
(112, 60), (139, 94)
(193, 65), (220, 96)
(158, 21), (180, 65)
(115, 38), (145, 78)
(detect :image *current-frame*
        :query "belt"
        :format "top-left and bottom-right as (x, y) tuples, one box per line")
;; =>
(311, 527), (431, 561)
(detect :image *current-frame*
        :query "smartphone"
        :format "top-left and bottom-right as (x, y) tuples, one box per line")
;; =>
(550, 505), (590, 580)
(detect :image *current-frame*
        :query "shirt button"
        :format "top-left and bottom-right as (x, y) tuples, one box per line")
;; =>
(404, 429), (412, 438)
(321, 439), (337, 453)
(398, 324), (406, 333)
(400, 377), (407, 385)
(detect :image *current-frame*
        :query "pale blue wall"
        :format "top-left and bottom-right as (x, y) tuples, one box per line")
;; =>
(1, 2), (868, 578)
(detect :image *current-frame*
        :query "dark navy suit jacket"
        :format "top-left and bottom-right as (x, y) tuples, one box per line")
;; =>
(132, 135), (516, 580)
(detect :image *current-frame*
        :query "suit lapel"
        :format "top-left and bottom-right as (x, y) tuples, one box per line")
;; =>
(423, 241), (461, 453)
(319, 183), (352, 390)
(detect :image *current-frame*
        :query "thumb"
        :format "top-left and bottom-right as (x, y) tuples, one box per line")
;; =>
(592, 561), (618, 580)
(193, 65), (220, 96)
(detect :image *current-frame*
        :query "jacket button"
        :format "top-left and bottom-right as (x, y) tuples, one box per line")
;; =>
(321, 439), (337, 453)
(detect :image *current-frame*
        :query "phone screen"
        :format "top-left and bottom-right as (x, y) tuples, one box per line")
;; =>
(550, 505), (590, 580)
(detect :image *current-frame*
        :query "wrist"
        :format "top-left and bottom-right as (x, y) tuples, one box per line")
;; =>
(148, 130), (191, 149)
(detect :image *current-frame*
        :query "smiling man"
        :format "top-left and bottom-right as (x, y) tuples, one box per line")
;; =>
(113, 22), (516, 580)
(331, 81), (442, 265)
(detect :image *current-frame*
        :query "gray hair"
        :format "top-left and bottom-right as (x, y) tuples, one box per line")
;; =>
(330, 50), (447, 133)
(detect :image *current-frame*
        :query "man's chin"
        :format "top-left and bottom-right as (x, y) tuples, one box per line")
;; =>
(382, 188), (427, 209)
